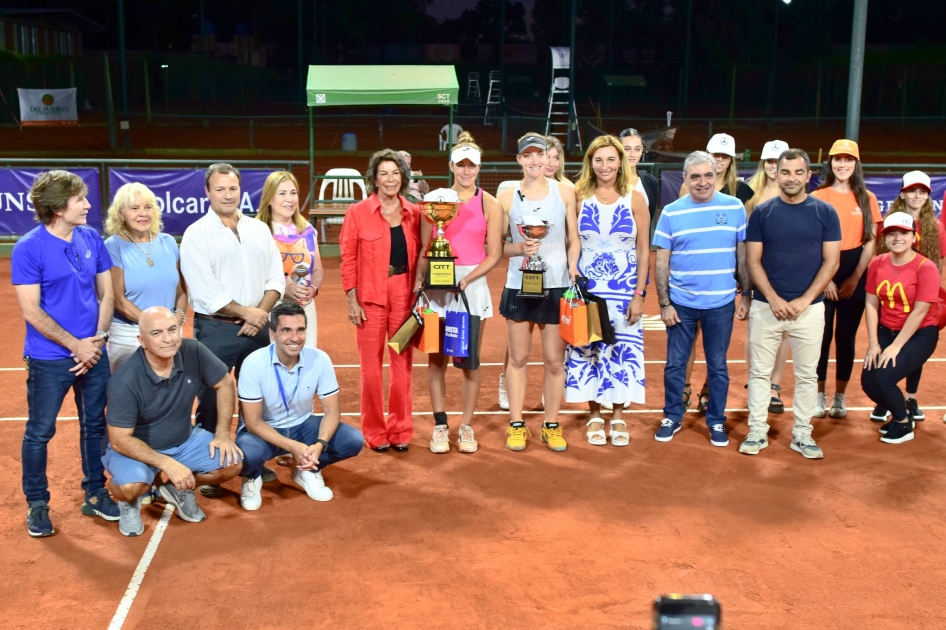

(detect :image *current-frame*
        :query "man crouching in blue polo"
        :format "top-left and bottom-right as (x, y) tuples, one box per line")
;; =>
(235, 302), (363, 511)
(103, 306), (243, 536)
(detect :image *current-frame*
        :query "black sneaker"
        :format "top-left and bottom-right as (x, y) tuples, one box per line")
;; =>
(27, 500), (55, 537)
(878, 419), (895, 436)
(81, 487), (120, 522)
(870, 405), (890, 422)
(880, 420), (914, 444)
(906, 399), (925, 421)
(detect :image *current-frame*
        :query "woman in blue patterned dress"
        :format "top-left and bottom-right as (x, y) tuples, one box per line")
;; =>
(565, 135), (650, 446)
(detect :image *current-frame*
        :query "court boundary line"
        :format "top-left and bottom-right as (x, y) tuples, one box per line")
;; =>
(4, 406), (946, 423)
(0, 358), (944, 371)
(106, 503), (175, 630)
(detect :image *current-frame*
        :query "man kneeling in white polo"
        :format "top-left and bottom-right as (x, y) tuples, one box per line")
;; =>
(103, 307), (243, 536)
(236, 302), (363, 510)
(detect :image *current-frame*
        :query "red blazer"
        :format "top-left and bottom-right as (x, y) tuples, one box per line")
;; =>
(340, 193), (421, 306)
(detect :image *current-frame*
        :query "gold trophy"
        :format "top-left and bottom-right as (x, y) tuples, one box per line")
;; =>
(518, 220), (551, 298)
(420, 188), (461, 288)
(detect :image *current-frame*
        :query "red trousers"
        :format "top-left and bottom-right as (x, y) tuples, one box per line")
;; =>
(357, 273), (414, 448)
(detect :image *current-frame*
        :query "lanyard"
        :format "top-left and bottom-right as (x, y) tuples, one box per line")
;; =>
(271, 346), (301, 418)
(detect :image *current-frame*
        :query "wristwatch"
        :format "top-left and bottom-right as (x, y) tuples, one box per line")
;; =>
(634, 289), (647, 297)
(659, 302), (671, 308)
(316, 439), (329, 450)
(96, 329), (109, 342)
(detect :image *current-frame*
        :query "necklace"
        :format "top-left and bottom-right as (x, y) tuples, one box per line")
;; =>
(124, 230), (155, 267)
(595, 188), (619, 205)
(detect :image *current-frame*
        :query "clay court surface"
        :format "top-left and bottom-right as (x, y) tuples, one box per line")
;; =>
(1, 254), (946, 630)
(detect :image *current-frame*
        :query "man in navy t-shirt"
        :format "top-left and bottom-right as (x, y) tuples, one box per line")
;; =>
(12, 170), (119, 537)
(742, 149), (841, 460)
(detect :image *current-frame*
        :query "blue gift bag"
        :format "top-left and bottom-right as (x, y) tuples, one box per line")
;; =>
(443, 292), (470, 358)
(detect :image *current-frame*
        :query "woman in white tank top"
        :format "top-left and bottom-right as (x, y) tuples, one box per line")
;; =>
(496, 133), (580, 453)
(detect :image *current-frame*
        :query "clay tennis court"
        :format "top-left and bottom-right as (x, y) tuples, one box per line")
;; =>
(2, 251), (946, 630)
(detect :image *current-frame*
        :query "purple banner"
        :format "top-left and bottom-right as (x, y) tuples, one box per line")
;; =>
(108, 168), (274, 235)
(659, 171), (946, 219)
(0, 168), (103, 235)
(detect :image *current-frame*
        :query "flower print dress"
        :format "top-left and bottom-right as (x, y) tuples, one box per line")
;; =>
(564, 193), (645, 404)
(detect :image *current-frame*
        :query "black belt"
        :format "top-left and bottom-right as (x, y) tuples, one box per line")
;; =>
(195, 313), (244, 325)
(388, 265), (408, 277)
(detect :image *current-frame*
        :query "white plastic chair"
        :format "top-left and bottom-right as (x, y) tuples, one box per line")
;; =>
(318, 168), (366, 242)
(439, 124), (463, 151)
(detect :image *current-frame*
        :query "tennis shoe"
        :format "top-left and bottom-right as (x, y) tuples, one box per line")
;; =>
(27, 500), (54, 538)
(81, 487), (120, 522)
(541, 422), (567, 452)
(240, 476), (263, 511)
(291, 469), (334, 502)
(159, 482), (207, 522)
(118, 496), (145, 537)
(505, 422), (529, 451)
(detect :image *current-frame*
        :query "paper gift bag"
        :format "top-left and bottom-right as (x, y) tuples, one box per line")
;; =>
(559, 290), (589, 347)
(413, 307), (440, 353)
(577, 277), (617, 345)
(443, 293), (470, 358)
(388, 313), (421, 353)
(452, 291), (480, 370)
(587, 301), (604, 343)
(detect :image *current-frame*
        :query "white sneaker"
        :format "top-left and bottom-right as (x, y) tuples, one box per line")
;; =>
(291, 469), (334, 502)
(498, 373), (509, 411)
(813, 392), (827, 418)
(240, 476), (263, 511)
(429, 424), (450, 454)
(828, 393), (846, 418)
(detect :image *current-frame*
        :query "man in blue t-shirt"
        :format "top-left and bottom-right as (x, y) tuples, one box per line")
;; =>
(235, 302), (363, 511)
(11, 170), (119, 537)
(653, 151), (750, 448)
(742, 148), (841, 460)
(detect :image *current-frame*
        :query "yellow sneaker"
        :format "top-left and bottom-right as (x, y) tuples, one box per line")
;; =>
(505, 422), (530, 451)
(541, 422), (568, 452)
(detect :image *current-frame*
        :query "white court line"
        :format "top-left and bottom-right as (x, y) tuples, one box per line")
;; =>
(106, 503), (175, 630)
(2, 358), (945, 371)
(5, 407), (946, 423)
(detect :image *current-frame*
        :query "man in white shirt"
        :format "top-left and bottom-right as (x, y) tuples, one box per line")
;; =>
(180, 163), (284, 494)
(235, 302), (363, 511)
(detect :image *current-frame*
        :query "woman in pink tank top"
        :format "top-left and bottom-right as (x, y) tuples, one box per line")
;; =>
(414, 132), (504, 454)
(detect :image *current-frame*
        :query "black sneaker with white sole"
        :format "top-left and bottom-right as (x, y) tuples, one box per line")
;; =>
(906, 398), (925, 421)
(870, 405), (890, 422)
(880, 420), (914, 444)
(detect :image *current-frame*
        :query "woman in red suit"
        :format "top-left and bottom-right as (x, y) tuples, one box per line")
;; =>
(340, 149), (421, 452)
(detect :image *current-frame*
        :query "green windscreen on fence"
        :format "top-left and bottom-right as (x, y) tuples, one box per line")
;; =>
(305, 66), (459, 107)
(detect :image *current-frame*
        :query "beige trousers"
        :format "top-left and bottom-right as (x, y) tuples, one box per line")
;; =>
(747, 300), (825, 439)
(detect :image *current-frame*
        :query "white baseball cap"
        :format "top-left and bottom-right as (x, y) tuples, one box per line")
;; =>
(423, 188), (459, 203)
(881, 212), (915, 234)
(706, 133), (736, 157)
(761, 140), (789, 161)
(451, 145), (481, 165)
(901, 170), (931, 192)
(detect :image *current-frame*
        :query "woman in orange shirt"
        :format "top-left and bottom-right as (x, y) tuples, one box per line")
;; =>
(810, 139), (882, 419)
(340, 150), (422, 452)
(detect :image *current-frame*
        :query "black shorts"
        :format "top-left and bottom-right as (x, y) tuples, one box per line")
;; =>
(499, 286), (568, 325)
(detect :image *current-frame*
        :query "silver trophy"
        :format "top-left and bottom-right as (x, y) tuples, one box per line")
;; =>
(517, 220), (551, 298)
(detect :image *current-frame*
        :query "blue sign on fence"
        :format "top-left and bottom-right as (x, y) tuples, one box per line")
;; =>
(109, 168), (275, 235)
(0, 168), (103, 235)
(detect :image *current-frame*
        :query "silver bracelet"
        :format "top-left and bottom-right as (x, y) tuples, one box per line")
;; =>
(172, 308), (187, 325)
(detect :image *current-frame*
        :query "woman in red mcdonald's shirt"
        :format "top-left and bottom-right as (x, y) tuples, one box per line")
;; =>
(870, 171), (943, 423)
(862, 212), (941, 445)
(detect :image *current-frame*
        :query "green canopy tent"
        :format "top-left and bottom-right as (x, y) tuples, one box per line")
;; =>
(305, 65), (460, 205)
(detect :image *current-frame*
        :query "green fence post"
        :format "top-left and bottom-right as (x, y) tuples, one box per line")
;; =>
(103, 53), (117, 150)
(143, 59), (152, 124)
(308, 106), (314, 212)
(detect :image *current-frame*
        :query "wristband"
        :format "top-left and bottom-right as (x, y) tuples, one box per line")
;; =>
(742, 291), (753, 297)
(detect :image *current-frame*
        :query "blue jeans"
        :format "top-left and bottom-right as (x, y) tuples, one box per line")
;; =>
(236, 415), (364, 479)
(23, 355), (111, 504)
(663, 300), (735, 426)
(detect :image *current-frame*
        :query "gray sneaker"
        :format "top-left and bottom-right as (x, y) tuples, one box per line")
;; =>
(813, 392), (828, 418)
(118, 496), (145, 537)
(791, 435), (825, 459)
(828, 393), (846, 419)
(260, 466), (278, 483)
(738, 431), (769, 455)
(159, 482), (207, 522)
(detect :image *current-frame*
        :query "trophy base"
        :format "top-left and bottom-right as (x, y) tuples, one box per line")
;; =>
(517, 270), (548, 298)
(426, 256), (459, 290)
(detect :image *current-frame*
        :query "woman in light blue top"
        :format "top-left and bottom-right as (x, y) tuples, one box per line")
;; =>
(104, 183), (187, 372)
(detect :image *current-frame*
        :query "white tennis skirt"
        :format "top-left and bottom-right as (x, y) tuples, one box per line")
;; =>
(425, 264), (493, 319)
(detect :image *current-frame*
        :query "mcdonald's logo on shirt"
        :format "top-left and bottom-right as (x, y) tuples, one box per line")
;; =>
(877, 280), (910, 312)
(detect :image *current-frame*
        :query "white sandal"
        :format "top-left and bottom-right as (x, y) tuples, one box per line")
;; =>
(609, 419), (630, 447)
(586, 417), (607, 446)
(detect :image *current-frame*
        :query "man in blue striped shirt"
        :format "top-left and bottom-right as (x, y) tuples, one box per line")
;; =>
(653, 151), (751, 447)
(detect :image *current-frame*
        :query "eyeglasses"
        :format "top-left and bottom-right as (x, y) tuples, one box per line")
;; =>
(282, 252), (306, 264)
